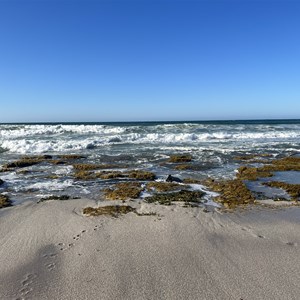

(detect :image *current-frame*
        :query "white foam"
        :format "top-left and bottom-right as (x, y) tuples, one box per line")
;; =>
(0, 124), (126, 138)
(26, 179), (74, 191)
(1, 123), (300, 154)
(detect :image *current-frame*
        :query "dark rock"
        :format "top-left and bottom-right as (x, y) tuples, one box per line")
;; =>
(166, 175), (183, 183)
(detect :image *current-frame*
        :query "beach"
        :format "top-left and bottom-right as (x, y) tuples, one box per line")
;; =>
(1, 121), (300, 299)
(1, 198), (300, 300)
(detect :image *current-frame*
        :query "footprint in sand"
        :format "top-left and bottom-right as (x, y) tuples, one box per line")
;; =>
(93, 222), (105, 231)
(18, 273), (37, 298)
(72, 229), (87, 241)
(241, 227), (266, 239)
(286, 241), (298, 246)
(45, 262), (56, 271)
(42, 252), (58, 258)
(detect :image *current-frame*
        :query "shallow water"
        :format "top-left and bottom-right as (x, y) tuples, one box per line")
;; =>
(1, 120), (300, 204)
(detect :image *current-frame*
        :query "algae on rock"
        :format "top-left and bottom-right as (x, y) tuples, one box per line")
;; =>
(83, 205), (136, 217)
(145, 190), (205, 206)
(168, 154), (193, 163)
(104, 182), (143, 200)
(0, 194), (11, 208)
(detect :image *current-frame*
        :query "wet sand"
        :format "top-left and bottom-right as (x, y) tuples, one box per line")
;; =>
(0, 199), (300, 300)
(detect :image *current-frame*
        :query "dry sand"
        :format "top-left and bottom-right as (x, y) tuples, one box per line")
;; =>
(0, 199), (300, 300)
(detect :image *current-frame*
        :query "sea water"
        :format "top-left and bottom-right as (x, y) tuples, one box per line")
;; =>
(1, 120), (300, 204)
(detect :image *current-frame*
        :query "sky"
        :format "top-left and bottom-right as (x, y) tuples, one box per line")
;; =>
(0, 0), (299, 123)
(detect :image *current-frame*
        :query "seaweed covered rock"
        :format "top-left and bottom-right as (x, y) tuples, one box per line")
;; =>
(263, 181), (300, 200)
(204, 179), (254, 208)
(237, 166), (273, 181)
(38, 195), (71, 202)
(182, 178), (202, 184)
(96, 171), (126, 179)
(74, 170), (95, 180)
(147, 181), (182, 192)
(128, 170), (156, 181)
(271, 157), (300, 171)
(0, 194), (11, 208)
(145, 190), (205, 206)
(237, 156), (300, 181)
(83, 205), (136, 217)
(73, 163), (123, 171)
(104, 182), (143, 200)
(0, 155), (54, 171)
(2, 159), (41, 170)
(168, 154), (192, 163)
(234, 154), (272, 162)
(59, 154), (86, 160)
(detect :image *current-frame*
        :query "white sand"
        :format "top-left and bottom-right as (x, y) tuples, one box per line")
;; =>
(1, 199), (300, 300)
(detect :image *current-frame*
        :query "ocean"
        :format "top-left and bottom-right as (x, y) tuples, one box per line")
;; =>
(1, 119), (300, 204)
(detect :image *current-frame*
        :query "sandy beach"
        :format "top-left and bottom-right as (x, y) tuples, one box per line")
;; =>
(0, 199), (300, 300)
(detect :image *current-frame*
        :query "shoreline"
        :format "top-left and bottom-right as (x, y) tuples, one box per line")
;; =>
(1, 199), (300, 299)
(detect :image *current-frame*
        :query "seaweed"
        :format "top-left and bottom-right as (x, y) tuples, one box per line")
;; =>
(58, 155), (86, 160)
(83, 205), (136, 217)
(128, 170), (156, 180)
(237, 156), (300, 181)
(104, 182), (143, 200)
(0, 194), (11, 208)
(182, 178), (202, 184)
(145, 190), (205, 206)
(74, 170), (95, 180)
(146, 181), (182, 192)
(263, 181), (300, 200)
(96, 171), (126, 179)
(237, 166), (273, 181)
(168, 154), (192, 163)
(204, 179), (255, 209)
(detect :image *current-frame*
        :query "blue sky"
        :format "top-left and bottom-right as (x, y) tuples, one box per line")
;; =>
(0, 0), (299, 122)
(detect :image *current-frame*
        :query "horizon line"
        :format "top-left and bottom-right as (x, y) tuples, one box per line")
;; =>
(1, 117), (300, 125)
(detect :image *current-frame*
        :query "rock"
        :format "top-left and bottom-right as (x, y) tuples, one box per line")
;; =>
(0, 194), (11, 208)
(0, 179), (4, 186)
(166, 175), (183, 183)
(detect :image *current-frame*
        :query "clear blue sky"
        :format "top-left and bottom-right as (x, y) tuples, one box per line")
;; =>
(0, 0), (299, 122)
